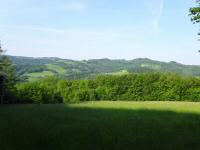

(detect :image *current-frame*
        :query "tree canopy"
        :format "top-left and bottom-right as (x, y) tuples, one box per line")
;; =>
(14, 73), (200, 104)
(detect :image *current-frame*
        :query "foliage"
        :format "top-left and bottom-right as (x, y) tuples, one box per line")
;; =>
(190, 0), (200, 23)
(190, 0), (200, 41)
(15, 73), (200, 103)
(0, 55), (17, 103)
(16, 77), (63, 104)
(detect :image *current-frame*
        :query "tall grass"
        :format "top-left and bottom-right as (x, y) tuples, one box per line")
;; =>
(0, 101), (200, 150)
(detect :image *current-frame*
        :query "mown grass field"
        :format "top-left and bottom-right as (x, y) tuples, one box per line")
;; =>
(1, 101), (200, 150)
(25, 71), (55, 82)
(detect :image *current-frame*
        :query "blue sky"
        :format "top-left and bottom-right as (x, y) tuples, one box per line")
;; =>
(0, 0), (199, 65)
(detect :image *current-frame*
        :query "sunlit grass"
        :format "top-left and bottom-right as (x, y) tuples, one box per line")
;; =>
(46, 64), (67, 74)
(25, 71), (55, 81)
(72, 101), (200, 113)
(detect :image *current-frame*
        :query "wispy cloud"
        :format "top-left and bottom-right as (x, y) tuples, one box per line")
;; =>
(152, 0), (164, 33)
(0, 25), (115, 40)
(0, 0), (87, 16)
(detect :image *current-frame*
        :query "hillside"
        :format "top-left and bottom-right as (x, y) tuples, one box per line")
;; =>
(8, 55), (200, 81)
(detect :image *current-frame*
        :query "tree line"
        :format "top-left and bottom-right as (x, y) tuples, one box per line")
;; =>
(13, 73), (200, 104)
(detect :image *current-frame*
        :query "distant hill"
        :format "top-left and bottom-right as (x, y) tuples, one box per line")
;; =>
(7, 55), (200, 81)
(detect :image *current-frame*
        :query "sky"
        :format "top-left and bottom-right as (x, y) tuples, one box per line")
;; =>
(0, 0), (200, 65)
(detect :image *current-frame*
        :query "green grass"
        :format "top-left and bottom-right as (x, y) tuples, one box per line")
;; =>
(107, 70), (129, 75)
(1, 101), (200, 150)
(46, 64), (67, 74)
(25, 71), (55, 81)
(141, 63), (161, 70)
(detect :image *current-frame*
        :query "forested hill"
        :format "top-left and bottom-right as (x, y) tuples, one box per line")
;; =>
(7, 55), (200, 81)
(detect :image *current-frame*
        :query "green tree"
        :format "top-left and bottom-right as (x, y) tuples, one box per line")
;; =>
(190, 0), (200, 45)
(190, 0), (200, 24)
(0, 42), (17, 103)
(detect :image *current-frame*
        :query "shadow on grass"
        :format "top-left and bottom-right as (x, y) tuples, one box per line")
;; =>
(0, 105), (200, 150)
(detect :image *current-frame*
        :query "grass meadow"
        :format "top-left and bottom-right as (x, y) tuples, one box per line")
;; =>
(1, 101), (200, 150)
